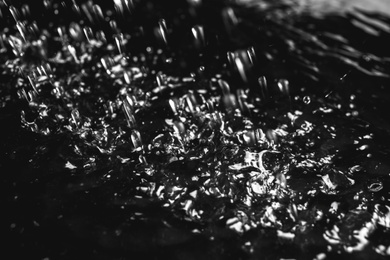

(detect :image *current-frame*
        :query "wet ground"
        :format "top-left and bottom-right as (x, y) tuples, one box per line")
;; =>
(1, 0), (390, 259)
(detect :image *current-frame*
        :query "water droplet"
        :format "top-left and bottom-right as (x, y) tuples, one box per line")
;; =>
(155, 19), (168, 46)
(277, 79), (290, 96)
(169, 98), (179, 115)
(67, 44), (79, 63)
(246, 46), (256, 65)
(114, 33), (126, 54)
(83, 26), (94, 42)
(9, 5), (21, 22)
(130, 130), (143, 151)
(191, 25), (206, 50)
(218, 79), (230, 96)
(69, 22), (83, 41)
(71, 109), (81, 129)
(367, 180), (383, 192)
(303, 96), (311, 104)
(92, 4), (104, 23)
(257, 76), (268, 100)
(122, 95), (137, 127)
(222, 7), (239, 34)
(16, 21), (27, 42)
(114, 0), (134, 17)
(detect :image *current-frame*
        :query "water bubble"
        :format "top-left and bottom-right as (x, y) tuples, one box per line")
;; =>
(367, 180), (383, 192)
(303, 96), (311, 104)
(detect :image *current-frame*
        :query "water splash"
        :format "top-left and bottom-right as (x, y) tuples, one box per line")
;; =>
(1, 0), (390, 259)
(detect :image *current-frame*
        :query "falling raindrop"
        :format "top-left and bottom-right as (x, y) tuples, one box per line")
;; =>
(191, 25), (206, 50)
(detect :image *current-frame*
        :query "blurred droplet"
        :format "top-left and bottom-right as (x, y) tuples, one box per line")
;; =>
(218, 79), (231, 96)
(9, 6), (21, 22)
(191, 25), (206, 50)
(156, 19), (168, 46)
(122, 95), (136, 128)
(114, 0), (134, 17)
(71, 0), (81, 16)
(222, 7), (239, 35)
(374, 205), (390, 229)
(277, 79), (290, 97)
(8, 35), (23, 56)
(114, 33), (126, 54)
(20, 4), (30, 18)
(83, 26), (94, 42)
(258, 76), (268, 100)
(92, 4), (104, 24)
(16, 21), (27, 42)
(131, 130), (143, 151)
(71, 109), (81, 129)
(69, 22), (83, 41)
(168, 99), (178, 116)
(101, 56), (115, 74)
(67, 44), (79, 63)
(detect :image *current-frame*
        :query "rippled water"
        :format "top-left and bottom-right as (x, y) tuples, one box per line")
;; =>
(2, 0), (390, 259)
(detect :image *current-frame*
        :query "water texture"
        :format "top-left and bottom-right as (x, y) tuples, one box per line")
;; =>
(1, 0), (390, 259)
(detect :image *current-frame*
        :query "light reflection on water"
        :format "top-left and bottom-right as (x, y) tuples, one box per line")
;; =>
(238, 0), (390, 15)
